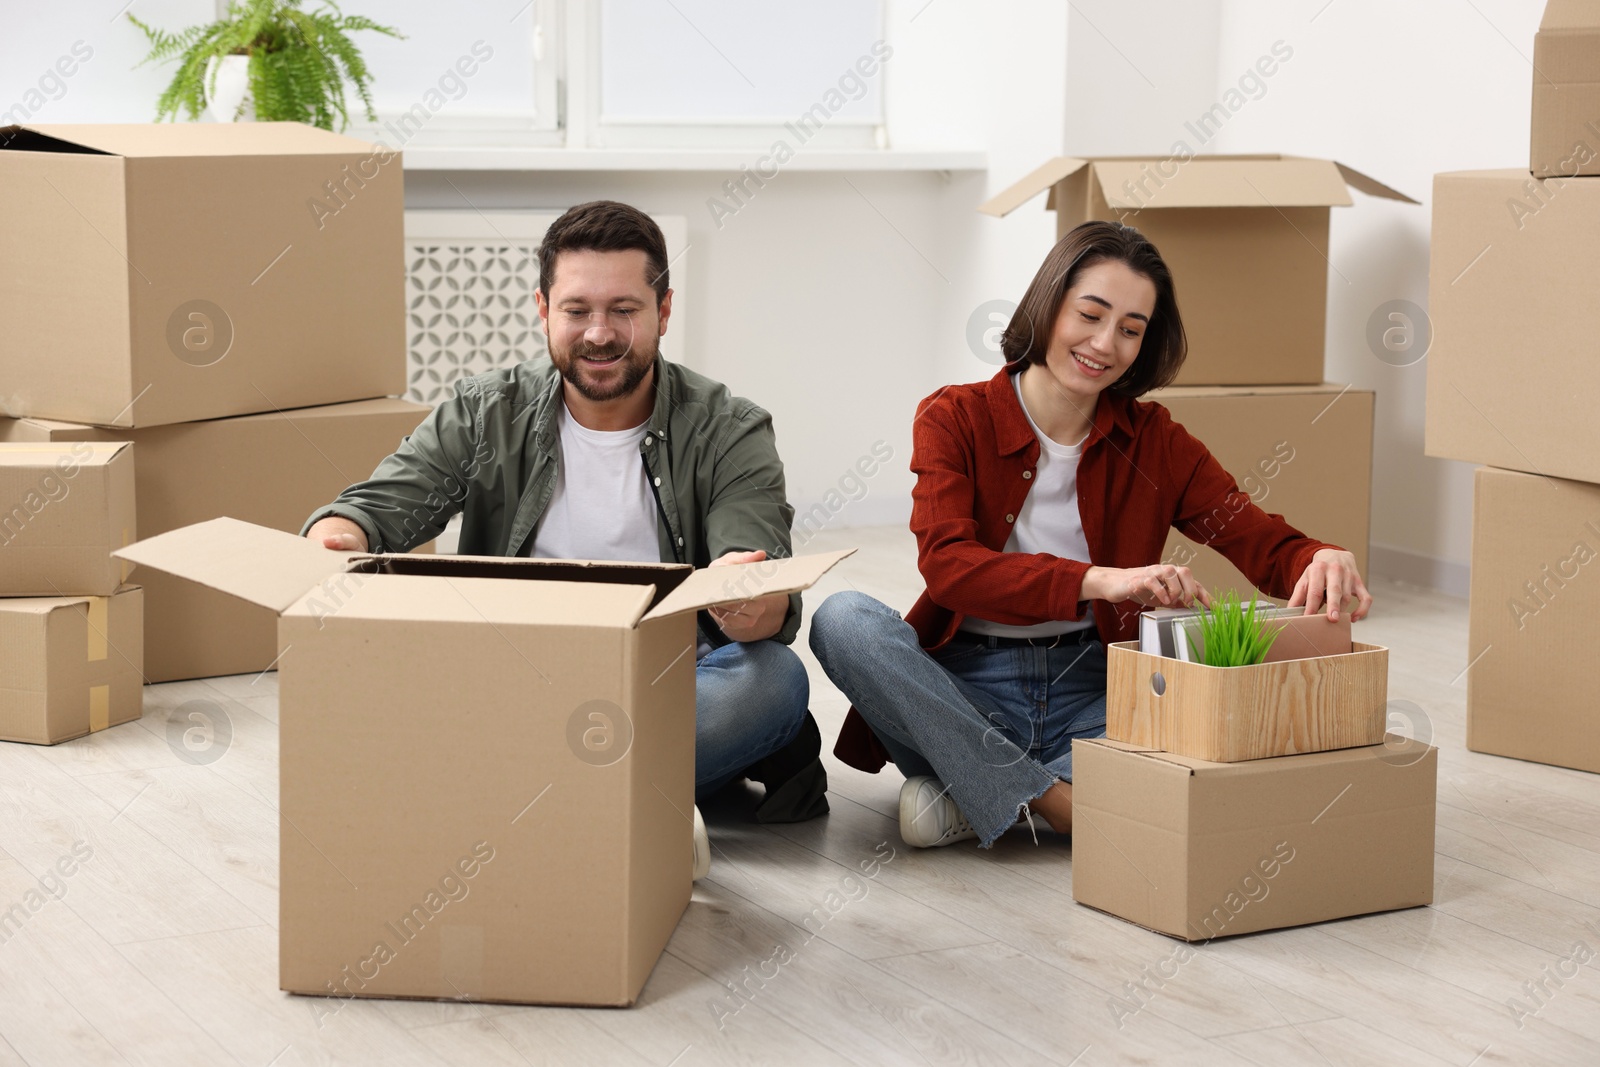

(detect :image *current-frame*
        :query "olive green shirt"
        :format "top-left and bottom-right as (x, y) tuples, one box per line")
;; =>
(302, 356), (801, 646)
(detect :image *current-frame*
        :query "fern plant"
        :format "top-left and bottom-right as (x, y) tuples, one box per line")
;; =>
(1184, 591), (1282, 668)
(129, 0), (402, 131)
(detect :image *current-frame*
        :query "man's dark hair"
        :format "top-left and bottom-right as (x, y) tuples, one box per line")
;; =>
(537, 200), (670, 304)
(1002, 220), (1187, 397)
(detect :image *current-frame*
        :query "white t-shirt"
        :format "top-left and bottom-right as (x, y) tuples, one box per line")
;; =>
(962, 373), (1097, 639)
(528, 403), (661, 564)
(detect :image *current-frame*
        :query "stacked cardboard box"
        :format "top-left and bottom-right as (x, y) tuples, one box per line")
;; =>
(981, 155), (1398, 603)
(1, 443), (143, 743)
(1426, 1), (1600, 775)
(0, 123), (426, 682)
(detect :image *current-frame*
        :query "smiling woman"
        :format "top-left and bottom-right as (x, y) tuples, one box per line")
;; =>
(809, 219), (1374, 853)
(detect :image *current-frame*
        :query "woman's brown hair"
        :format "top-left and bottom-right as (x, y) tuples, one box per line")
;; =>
(1001, 220), (1187, 397)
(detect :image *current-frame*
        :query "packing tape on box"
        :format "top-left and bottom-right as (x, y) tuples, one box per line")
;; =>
(86, 596), (108, 661)
(89, 685), (109, 733)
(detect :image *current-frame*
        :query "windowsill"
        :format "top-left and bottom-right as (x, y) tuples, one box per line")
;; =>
(398, 145), (987, 172)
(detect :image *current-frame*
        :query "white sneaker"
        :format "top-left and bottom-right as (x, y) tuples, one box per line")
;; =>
(692, 805), (711, 881)
(898, 777), (979, 848)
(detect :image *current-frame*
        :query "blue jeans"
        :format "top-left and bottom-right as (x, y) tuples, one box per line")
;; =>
(809, 591), (1108, 846)
(695, 639), (810, 798)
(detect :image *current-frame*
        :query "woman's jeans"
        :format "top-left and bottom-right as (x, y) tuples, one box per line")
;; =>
(809, 591), (1108, 846)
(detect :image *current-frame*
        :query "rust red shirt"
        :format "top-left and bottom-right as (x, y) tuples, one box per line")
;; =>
(833, 367), (1343, 772)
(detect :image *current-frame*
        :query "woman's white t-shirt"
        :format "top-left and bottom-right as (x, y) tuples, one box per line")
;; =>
(961, 373), (1097, 639)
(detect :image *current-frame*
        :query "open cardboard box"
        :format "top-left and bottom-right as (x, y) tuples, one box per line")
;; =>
(980, 154), (1415, 386)
(1071, 736), (1436, 941)
(1106, 638), (1388, 762)
(114, 517), (852, 1007)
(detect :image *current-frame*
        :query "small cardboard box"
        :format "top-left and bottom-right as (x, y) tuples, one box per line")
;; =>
(1, 398), (428, 682)
(1105, 639), (1388, 762)
(0, 123), (405, 427)
(1071, 736), (1436, 941)
(0, 585), (143, 745)
(979, 155), (1415, 386)
(1426, 170), (1600, 483)
(1143, 383), (1372, 617)
(115, 517), (850, 1007)
(0, 442), (134, 596)
(1468, 466), (1600, 774)
(1531, 0), (1600, 178)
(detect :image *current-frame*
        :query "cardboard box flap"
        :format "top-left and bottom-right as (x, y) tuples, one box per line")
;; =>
(978, 157), (1091, 217)
(640, 549), (855, 623)
(0, 442), (131, 466)
(1328, 161), (1419, 204)
(114, 517), (355, 613)
(10, 122), (375, 159)
(1097, 157), (1354, 211)
(1542, 0), (1600, 31)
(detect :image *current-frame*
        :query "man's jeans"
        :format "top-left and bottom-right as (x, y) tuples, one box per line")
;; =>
(809, 591), (1108, 846)
(696, 639), (810, 798)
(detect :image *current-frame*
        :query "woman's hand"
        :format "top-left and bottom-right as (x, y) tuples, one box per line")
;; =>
(1083, 564), (1212, 609)
(1288, 548), (1373, 622)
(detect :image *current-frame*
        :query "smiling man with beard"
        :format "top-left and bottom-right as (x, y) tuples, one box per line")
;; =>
(303, 201), (826, 874)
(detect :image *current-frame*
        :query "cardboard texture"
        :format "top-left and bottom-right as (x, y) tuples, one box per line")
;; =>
(1426, 169), (1600, 483)
(0, 584), (143, 745)
(1106, 639), (1388, 762)
(1531, 0), (1600, 177)
(1468, 466), (1600, 774)
(1071, 736), (1436, 941)
(1144, 383), (1372, 613)
(0, 442), (134, 596)
(0, 123), (405, 427)
(0, 398), (428, 682)
(980, 155), (1415, 385)
(115, 518), (852, 1007)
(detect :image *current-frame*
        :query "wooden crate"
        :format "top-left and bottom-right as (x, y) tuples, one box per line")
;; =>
(1105, 640), (1388, 762)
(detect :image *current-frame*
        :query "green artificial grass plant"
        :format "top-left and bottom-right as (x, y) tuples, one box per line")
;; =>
(128, 0), (402, 131)
(1185, 591), (1282, 668)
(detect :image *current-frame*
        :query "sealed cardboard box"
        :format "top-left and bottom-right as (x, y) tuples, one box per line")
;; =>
(0, 398), (427, 682)
(1144, 383), (1372, 614)
(1468, 466), (1600, 774)
(1426, 170), (1600, 483)
(1531, 0), (1600, 178)
(1105, 639), (1388, 762)
(980, 156), (1415, 385)
(0, 442), (134, 596)
(0, 123), (404, 427)
(116, 517), (850, 1007)
(0, 585), (143, 745)
(1071, 736), (1436, 941)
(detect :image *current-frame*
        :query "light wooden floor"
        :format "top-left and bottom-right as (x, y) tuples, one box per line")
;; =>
(2, 525), (1598, 1066)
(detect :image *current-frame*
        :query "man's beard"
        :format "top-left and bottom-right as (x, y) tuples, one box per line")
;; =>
(554, 337), (657, 403)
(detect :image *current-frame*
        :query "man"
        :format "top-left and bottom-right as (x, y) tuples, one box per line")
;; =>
(303, 201), (828, 877)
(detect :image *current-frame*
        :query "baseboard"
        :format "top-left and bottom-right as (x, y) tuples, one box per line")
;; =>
(1369, 542), (1469, 599)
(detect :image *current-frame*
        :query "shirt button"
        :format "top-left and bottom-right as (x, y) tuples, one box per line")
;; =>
(677, 536), (684, 546)
(644, 435), (654, 446)
(1006, 513), (1016, 523)
(654, 476), (662, 486)
(1022, 471), (1032, 480)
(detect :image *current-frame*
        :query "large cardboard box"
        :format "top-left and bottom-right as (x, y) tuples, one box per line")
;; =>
(0, 399), (427, 682)
(1144, 383), (1373, 616)
(979, 156), (1414, 385)
(1426, 170), (1600, 483)
(1468, 466), (1600, 774)
(0, 442), (134, 596)
(0, 123), (404, 428)
(115, 518), (850, 1006)
(1071, 736), (1436, 941)
(0, 585), (143, 745)
(1105, 640), (1388, 762)
(1531, 0), (1600, 178)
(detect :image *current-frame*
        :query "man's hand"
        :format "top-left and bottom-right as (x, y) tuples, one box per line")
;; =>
(306, 516), (368, 552)
(1288, 548), (1373, 622)
(706, 548), (788, 643)
(1083, 564), (1212, 609)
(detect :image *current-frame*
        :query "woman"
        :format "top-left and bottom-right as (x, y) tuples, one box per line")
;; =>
(809, 220), (1372, 849)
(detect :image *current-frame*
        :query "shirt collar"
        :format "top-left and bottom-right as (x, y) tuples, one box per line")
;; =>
(988, 365), (1133, 455)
